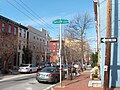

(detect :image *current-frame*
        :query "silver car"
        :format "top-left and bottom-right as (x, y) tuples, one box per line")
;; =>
(36, 67), (61, 83)
(18, 64), (37, 73)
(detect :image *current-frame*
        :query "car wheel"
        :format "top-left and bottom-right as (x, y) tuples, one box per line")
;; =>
(29, 69), (32, 73)
(37, 80), (41, 83)
(54, 77), (58, 83)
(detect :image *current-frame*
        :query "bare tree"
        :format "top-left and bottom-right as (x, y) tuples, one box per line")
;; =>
(23, 47), (32, 64)
(0, 32), (18, 73)
(64, 12), (93, 64)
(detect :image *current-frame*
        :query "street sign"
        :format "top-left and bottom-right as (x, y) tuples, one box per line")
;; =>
(101, 37), (117, 43)
(52, 18), (69, 87)
(52, 19), (69, 24)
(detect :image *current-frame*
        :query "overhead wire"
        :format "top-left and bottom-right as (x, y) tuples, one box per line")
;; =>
(6, 0), (59, 35)
(19, 0), (55, 30)
(6, 0), (43, 28)
(17, 0), (60, 35)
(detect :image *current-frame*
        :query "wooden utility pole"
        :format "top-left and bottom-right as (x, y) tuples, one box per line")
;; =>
(104, 0), (112, 90)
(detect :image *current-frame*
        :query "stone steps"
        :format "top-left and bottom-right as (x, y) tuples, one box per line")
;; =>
(88, 80), (102, 87)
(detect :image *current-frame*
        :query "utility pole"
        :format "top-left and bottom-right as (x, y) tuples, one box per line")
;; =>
(104, 0), (112, 90)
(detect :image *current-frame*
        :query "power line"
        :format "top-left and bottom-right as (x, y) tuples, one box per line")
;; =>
(14, 0), (52, 30)
(6, 0), (43, 28)
(14, 0), (58, 35)
(19, 0), (55, 30)
(6, 0), (59, 36)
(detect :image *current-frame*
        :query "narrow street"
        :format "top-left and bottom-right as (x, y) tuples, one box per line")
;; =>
(0, 74), (54, 90)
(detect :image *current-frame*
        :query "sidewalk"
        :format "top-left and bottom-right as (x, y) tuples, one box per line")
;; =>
(50, 70), (120, 90)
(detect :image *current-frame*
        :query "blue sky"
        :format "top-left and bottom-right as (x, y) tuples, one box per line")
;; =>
(0, 0), (96, 49)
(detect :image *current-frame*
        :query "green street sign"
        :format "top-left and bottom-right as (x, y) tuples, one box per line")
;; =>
(53, 19), (69, 24)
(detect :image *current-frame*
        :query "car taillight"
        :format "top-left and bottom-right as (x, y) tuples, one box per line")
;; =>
(46, 74), (54, 77)
(36, 72), (40, 76)
(62, 68), (64, 71)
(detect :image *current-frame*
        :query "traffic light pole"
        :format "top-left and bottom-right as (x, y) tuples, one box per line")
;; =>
(104, 0), (112, 90)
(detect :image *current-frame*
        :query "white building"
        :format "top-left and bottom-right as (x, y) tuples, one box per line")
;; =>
(17, 24), (28, 66)
(27, 26), (50, 65)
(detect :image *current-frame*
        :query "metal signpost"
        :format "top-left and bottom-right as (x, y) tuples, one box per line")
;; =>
(53, 19), (69, 87)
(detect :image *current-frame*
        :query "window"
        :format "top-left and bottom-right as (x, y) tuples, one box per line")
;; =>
(24, 33), (26, 38)
(19, 28), (22, 37)
(14, 27), (17, 35)
(19, 32), (21, 37)
(34, 36), (35, 39)
(2, 23), (5, 32)
(23, 46), (25, 49)
(40, 38), (41, 41)
(8, 24), (12, 33)
(19, 41), (21, 50)
(24, 30), (26, 38)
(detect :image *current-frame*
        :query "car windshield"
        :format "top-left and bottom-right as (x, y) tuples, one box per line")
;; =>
(20, 64), (29, 67)
(45, 63), (51, 67)
(41, 67), (55, 73)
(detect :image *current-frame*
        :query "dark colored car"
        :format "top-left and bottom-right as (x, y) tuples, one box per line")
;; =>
(37, 65), (45, 71)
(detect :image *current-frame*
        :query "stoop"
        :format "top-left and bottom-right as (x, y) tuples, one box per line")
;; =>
(88, 80), (102, 87)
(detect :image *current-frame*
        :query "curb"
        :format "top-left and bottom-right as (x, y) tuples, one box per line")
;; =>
(44, 84), (56, 90)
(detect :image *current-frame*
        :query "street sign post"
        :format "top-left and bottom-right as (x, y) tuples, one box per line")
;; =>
(53, 18), (69, 87)
(101, 37), (117, 43)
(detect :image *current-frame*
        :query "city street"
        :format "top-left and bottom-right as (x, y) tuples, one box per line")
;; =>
(0, 73), (54, 90)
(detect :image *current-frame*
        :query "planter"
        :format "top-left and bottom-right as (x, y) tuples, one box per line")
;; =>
(92, 74), (99, 80)
(93, 77), (99, 80)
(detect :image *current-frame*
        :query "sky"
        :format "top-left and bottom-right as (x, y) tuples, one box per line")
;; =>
(0, 0), (96, 49)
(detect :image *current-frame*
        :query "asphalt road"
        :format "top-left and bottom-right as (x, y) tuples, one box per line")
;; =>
(0, 74), (54, 90)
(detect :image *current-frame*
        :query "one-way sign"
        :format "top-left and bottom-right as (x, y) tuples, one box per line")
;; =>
(101, 37), (117, 43)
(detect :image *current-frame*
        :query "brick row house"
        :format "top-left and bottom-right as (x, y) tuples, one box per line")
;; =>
(0, 15), (50, 69)
(0, 15), (19, 69)
(50, 40), (65, 63)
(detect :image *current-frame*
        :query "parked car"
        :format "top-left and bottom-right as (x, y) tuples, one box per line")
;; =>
(44, 62), (57, 67)
(37, 65), (45, 71)
(18, 64), (38, 73)
(36, 67), (65, 83)
(37, 62), (56, 72)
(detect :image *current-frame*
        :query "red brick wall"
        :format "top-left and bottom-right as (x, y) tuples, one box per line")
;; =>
(0, 19), (18, 68)
(50, 41), (59, 62)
